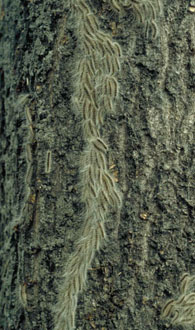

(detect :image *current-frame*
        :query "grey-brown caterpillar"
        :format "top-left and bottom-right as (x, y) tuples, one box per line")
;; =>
(53, 0), (123, 329)
(23, 103), (34, 214)
(45, 150), (52, 174)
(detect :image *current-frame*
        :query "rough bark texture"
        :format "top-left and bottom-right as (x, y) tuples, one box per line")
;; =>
(0, 0), (194, 329)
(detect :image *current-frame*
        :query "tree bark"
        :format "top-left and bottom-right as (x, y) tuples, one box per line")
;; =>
(0, 0), (194, 329)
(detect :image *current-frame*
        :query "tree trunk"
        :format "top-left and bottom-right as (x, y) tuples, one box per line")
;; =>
(0, 0), (194, 329)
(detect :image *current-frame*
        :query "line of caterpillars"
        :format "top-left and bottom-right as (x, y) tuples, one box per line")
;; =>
(109, 0), (160, 39)
(53, 1), (123, 329)
(12, 93), (52, 227)
(161, 273), (195, 325)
